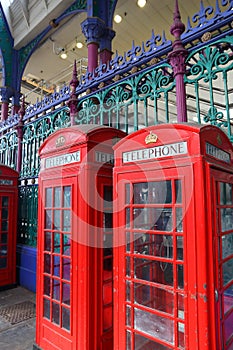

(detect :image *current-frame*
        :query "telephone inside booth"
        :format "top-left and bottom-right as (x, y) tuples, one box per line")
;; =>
(113, 124), (233, 350)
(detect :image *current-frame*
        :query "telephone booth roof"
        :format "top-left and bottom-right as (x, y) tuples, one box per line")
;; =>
(0, 164), (19, 178)
(39, 124), (126, 158)
(114, 123), (233, 167)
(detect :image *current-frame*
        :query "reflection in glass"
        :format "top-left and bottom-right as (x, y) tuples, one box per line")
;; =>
(63, 186), (71, 207)
(126, 280), (130, 301)
(223, 258), (233, 286)
(1, 234), (7, 244)
(45, 188), (52, 207)
(223, 286), (233, 314)
(62, 283), (70, 305)
(0, 258), (7, 268)
(62, 307), (70, 331)
(221, 208), (233, 232)
(133, 181), (172, 204)
(133, 208), (172, 231)
(177, 265), (184, 289)
(175, 180), (182, 203)
(63, 210), (71, 232)
(54, 187), (61, 208)
(2, 209), (8, 220)
(126, 256), (131, 277)
(104, 186), (112, 204)
(2, 197), (8, 207)
(0, 245), (7, 255)
(43, 298), (50, 319)
(44, 276), (50, 296)
(62, 259), (70, 280)
(126, 208), (130, 228)
(222, 233), (233, 259)
(53, 256), (60, 277)
(45, 210), (52, 229)
(45, 232), (51, 251)
(126, 331), (131, 350)
(224, 310), (233, 343)
(134, 258), (173, 286)
(104, 212), (112, 230)
(63, 234), (71, 255)
(53, 280), (60, 301)
(178, 322), (185, 349)
(220, 182), (233, 205)
(54, 210), (61, 230)
(126, 232), (131, 252)
(126, 305), (131, 326)
(176, 208), (183, 232)
(134, 308), (174, 344)
(54, 233), (60, 253)
(125, 184), (130, 204)
(1, 221), (8, 231)
(52, 302), (60, 325)
(134, 282), (174, 315)
(177, 236), (184, 261)
(44, 254), (51, 274)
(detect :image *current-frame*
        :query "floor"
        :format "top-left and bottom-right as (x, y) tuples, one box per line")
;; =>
(0, 286), (36, 350)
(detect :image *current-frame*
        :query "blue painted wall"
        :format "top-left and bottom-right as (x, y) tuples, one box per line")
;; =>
(16, 244), (37, 292)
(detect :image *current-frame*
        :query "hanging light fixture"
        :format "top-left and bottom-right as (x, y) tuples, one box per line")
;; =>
(137, 0), (147, 8)
(60, 49), (67, 59)
(76, 41), (83, 49)
(114, 14), (122, 23)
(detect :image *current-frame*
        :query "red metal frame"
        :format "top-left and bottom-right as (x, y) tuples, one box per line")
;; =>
(113, 124), (233, 350)
(35, 125), (126, 350)
(0, 165), (18, 289)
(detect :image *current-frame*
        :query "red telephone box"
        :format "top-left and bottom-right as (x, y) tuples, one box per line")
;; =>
(113, 124), (233, 350)
(0, 165), (18, 289)
(35, 125), (126, 350)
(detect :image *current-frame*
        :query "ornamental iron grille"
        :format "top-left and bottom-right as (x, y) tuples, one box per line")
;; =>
(0, 1), (233, 246)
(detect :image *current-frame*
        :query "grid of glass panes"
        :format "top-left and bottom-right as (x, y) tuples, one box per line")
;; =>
(43, 186), (72, 332)
(103, 185), (113, 333)
(0, 196), (9, 269)
(218, 181), (233, 349)
(125, 180), (185, 350)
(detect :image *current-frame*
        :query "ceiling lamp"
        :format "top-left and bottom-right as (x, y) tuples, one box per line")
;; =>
(60, 50), (67, 59)
(137, 0), (147, 8)
(114, 14), (122, 24)
(76, 41), (83, 49)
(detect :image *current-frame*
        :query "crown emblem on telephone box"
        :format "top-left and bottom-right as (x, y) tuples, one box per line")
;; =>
(145, 131), (158, 145)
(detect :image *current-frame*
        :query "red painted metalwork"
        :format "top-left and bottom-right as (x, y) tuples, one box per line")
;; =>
(35, 125), (126, 350)
(113, 124), (233, 350)
(0, 165), (18, 288)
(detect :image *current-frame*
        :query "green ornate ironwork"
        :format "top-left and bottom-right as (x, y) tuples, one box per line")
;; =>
(18, 184), (38, 247)
(0, 130), (18, 169)
(77, 63), (175, 133)
(21, 107), (70, 178)
(185, 36), (233, 141)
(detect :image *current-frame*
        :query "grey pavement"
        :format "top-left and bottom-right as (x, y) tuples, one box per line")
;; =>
(0, 286), (36, 350)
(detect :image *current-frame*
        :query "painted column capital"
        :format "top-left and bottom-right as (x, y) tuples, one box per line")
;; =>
(99, 27), (116, 52)
(81, 17), (106, 45)
(168, 48), (187, 76)
(0, 86), (13, 103)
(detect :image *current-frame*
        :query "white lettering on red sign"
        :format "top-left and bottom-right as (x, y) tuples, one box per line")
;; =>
(0, 179), (13, 185)
(95, 151), (114, 164)
(122, 142), (187, 163)
(206, 142), (230, 163)
(45, 151), (81, 168)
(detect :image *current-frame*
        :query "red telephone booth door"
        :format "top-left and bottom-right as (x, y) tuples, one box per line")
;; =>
(211, 169), (233, 350)
(0, 193), (16, 287)
(114, 166), (195, 350)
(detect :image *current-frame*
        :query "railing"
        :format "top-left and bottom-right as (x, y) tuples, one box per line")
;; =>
(1, 0), (233, 247)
